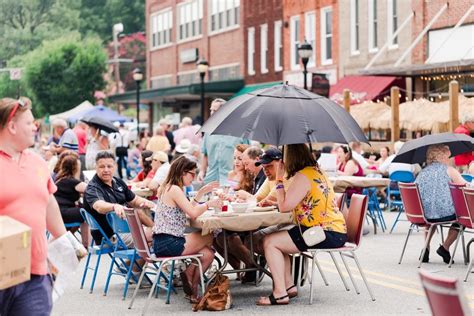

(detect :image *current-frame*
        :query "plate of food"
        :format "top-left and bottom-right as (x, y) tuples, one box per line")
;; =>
(251, 206), (277, 212)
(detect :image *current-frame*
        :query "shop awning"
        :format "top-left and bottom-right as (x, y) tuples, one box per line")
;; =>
(329, 75), (399, 104)
(232, 81), (282, 98)
(359, 59), (474, 77)
(108, 79), (245, 104)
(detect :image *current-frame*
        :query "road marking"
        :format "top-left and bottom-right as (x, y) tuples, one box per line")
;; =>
(315, 259), (474, 303)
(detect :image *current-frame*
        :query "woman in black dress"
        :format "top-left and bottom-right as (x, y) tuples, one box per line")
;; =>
(54, 154), (89, 247)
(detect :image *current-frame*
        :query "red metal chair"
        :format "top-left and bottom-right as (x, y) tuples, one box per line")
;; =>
(461, 187), (474, 282)
(447, 183), (471, 267)
(398, 183), (430, 265)
(398, 183), (456, 267)
(305, 194), (375, 304)
(125, 209), (205, 314)
(335, 192), (348, 221)
(294, 192), (347, 290)
(419, 269), (470, 316)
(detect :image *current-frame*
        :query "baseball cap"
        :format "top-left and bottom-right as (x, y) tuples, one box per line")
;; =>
(146, 151), (168, 163)
(255, 147), (282, 166)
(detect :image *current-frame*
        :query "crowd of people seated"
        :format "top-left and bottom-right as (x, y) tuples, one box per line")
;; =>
(33, 97), (474, 307)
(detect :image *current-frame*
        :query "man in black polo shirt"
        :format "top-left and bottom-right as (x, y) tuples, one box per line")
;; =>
(84, 151), (155, 244)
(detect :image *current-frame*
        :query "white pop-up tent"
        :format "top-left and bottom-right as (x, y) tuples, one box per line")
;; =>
(49, 100), (94, 122)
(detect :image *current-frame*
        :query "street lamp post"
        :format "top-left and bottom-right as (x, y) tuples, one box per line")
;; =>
(298, 40), (313, 90)
(133, 68), (143, 138)
(196, 58), (209, 124)
(112, 23), (124, 105)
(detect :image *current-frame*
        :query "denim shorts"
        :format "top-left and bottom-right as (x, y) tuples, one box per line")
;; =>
(153, 234), (186, 257)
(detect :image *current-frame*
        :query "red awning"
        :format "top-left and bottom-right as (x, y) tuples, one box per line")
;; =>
(330, 76), (398, 104)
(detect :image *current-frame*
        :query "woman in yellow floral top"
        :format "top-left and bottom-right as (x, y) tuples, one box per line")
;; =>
(256, 144), (347, 306)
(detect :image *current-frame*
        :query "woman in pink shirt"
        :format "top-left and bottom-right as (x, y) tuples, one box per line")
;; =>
(0, 97), (67, 315)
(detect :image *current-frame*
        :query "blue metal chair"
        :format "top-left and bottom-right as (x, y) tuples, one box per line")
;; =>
(104, 212), (142, 300)
(388, 171), (416, 233)
(46, 222), (82, 240)
(461, 173), (473, 183)
(363, 187), (386, 232)
(79, 209), (117, 294)
(65, 222), (82, 229)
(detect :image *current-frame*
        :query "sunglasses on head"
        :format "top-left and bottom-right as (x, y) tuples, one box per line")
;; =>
(6, 99), (27, 124)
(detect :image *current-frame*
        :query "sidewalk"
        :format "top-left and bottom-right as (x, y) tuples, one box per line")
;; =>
(52, 212), (474, 315)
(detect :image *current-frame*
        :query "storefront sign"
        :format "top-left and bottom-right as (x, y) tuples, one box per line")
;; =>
(180, 48), (199, 64)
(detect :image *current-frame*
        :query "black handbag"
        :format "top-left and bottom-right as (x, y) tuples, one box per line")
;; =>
(115, 146), (128, 157)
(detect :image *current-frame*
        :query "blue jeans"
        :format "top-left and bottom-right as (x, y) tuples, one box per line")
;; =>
(0, 274), (53, 316)
(153, 234), (185, 257)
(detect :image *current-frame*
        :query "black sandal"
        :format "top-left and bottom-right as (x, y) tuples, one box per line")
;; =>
(256, 293), (289, 306)
(180, 272), (193, 296)
(286, 285), (298, 298)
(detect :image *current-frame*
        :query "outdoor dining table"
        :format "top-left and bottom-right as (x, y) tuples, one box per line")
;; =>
(190, 209), (293, 283)
(329, 176), (390, 193)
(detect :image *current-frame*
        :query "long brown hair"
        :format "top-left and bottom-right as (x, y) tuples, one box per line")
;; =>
(284, 144), (317, 179)
(53, 150), (79, 174)
(55, 155), (80, 183)
(140, 150), (153, 177)
(158, 155), (197, 197)
(235, 144), (253, 193)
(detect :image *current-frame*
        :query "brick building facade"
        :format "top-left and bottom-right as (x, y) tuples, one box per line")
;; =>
(282, 0), (339, 87)
(109, 0), (474, 124)
(243, 0), (283, 85)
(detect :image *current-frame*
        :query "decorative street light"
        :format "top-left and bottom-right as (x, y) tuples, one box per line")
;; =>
(196, 58), (209, 124)
(132, 68), (143, 137)
(112, 23), (124, 107)
(298, 40), (313, 90)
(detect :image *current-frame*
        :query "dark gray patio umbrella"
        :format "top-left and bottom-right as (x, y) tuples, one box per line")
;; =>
(392, 132), (474, 164)
(80, 115), (118, 134)
(199, 84), (368, 146)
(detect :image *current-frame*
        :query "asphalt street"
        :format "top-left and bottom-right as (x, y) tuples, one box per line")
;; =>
(52, 212), (474, 315)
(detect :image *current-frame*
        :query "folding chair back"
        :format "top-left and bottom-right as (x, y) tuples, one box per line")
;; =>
(124, 208), (153, 262)
(390, 171), (415, 183)
(419, 270), (470, 316)
(107, 212), (131, 234)
(449, 183), (472, 229)
(346, 194), (368, 247)
(399, 183), (427, 226)
(462, 187), (474, 228)
(335, 192), (346, 210)
(80, 209), (114, 247)
(106, 212), (132, 249)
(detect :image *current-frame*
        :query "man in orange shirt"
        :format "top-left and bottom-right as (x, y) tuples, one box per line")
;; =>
(0, 97), (67, 315)
(454, 113), (474, 171)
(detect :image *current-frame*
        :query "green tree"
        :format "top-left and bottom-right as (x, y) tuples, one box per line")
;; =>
(21, 34), (107, 116)
(79, 0), (145, 42)
(0, 0), (80, 61)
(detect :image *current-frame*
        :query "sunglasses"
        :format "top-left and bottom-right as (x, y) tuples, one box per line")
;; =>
(6, 99), (27, 124)
(187, 171), (196, 177)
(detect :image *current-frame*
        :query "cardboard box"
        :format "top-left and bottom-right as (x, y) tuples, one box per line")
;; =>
(0, 216), (31, 290)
